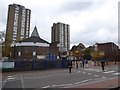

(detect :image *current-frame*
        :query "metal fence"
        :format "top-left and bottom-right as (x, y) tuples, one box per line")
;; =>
(2, 59), (70, 71)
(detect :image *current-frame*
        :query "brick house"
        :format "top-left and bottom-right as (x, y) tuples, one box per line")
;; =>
(10, 26), (50, 61)
(95, 42), (119, 61)
(50, 42), (59, 59)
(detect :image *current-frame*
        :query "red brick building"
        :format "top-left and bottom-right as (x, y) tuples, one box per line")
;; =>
(10, 26), (50, 60)
(50, 42), (59, 59)
(95, 42), (119, 61)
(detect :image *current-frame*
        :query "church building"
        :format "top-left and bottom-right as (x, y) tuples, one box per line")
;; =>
(10, 26), (50, 61)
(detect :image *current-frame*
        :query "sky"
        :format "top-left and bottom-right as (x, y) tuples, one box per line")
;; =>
(0, 0), (119, 48)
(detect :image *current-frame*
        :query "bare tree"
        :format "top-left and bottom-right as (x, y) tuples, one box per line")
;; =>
(0, 31), (5, 43)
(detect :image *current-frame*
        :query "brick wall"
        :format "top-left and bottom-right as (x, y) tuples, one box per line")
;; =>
(10, 46), (49, 60)
(97, 42), (119, 61)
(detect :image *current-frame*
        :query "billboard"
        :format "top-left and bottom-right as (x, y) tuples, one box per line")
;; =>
(2, 62), (14, 69)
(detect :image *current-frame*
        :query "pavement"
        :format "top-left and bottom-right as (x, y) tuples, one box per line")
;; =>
(64, 76), (119, 89)
(65, 61), (120, 89)
(2, 61), (120, 90)
(76, 77), (119, 88)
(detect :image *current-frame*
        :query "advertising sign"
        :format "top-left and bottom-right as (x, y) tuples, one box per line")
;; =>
(2, 62), (14, 69)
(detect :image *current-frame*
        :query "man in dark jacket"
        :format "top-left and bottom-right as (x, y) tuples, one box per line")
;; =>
(68, 60), (72, 73)
(101, 60), (105, 71)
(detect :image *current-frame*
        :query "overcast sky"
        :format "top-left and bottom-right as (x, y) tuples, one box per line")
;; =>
(0, 0), (119, 48)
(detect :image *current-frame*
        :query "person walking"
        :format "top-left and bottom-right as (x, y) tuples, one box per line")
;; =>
(101, 60), (105, 71)
(82, 58), (85, 67)
(94, 60), (96, 66)
(76, 61), (78, 69)
(68, 60), (72, 74)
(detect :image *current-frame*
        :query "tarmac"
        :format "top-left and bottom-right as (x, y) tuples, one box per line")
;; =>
(70, 61), (120, 89)
(2, 61), (120, 90)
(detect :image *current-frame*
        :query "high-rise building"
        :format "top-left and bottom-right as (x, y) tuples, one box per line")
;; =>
(4, 3), (31, 57)
(51, 22), (70, 53)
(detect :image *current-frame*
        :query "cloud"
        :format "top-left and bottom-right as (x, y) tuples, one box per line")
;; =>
(0, 0), (119, 48)
(68, 0), (118, 47)
(56, 2), (93, 14)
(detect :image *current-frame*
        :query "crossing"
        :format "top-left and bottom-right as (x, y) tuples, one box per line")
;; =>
(2, 62), (119, 89)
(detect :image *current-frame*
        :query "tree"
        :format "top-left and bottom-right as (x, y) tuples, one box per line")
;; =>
(70, 43), (86, 59)
(91, 51), (99, 60)
(4, 32), (11, 57)
(0, 31), (5, 42)
(83, 47), (93, 60)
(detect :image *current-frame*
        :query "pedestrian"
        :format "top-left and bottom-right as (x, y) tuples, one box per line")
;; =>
(106, 59), (109, 65)
(115, 60), (116, 64)
(82, 58), (84, 67)
(101, 60), (105, 71)
(85, 59), (89, 68)
(97, 61), (100, 66)
(68, 60), (72, 74)
(76, 61), (78, 69)
(94, 60), (96, 66)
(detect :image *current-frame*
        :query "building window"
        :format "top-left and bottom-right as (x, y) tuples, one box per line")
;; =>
(18, 52), (21, 56)
(12, 6), (19, 43)
(21, 8), (26, 37)
(33, 52), (36, 56)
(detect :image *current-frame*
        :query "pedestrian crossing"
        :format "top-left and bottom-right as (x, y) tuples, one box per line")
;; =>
(103, 71), (116, 74)
(84, 68), (102, 72)
(84, 68), (119, 76)
(112, 72), (120, 75)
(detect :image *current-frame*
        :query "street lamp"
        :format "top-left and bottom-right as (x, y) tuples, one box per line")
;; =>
(14, 44), (16, 60)
(69, 51), (73, 61)
(76, 51), (79, 69)
(76, 51), (79, 59)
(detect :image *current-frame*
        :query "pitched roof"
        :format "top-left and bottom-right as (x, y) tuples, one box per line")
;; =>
(19, 36), (49, 44)
(19, 26), (49, 44)
(31, 26), (40, 37)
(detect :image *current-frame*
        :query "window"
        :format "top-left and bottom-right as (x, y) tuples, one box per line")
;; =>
(18, 52), (21, 56)
(21, 8), (26, 37)
(13, 7), (19, 41)
(33, 52), (36, 56)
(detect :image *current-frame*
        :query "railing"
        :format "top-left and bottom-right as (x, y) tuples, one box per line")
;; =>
(2, 59), (70, 72)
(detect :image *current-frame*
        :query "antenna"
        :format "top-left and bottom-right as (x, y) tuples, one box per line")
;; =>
(33, 16), (37, 27)
(108, 37), (110, 42)
(35, 16), (36, 26)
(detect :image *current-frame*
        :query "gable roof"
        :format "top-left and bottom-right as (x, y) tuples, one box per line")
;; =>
(31, 26), (40, 37)
(18, 26), (49, 44)
(19, 36), (49, 44)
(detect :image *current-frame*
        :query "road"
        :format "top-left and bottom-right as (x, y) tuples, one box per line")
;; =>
(2, 61), (120, 89)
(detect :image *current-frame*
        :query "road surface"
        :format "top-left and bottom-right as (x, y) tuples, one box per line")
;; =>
(2, 61), (120, 89)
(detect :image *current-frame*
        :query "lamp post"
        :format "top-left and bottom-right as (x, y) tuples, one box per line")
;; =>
(14, 44), (16, 60)
(76, 51), (79, 59)
(0, 38), (3, 60)
(76, 51), (79, 69)
(70, 52), (73, 60)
